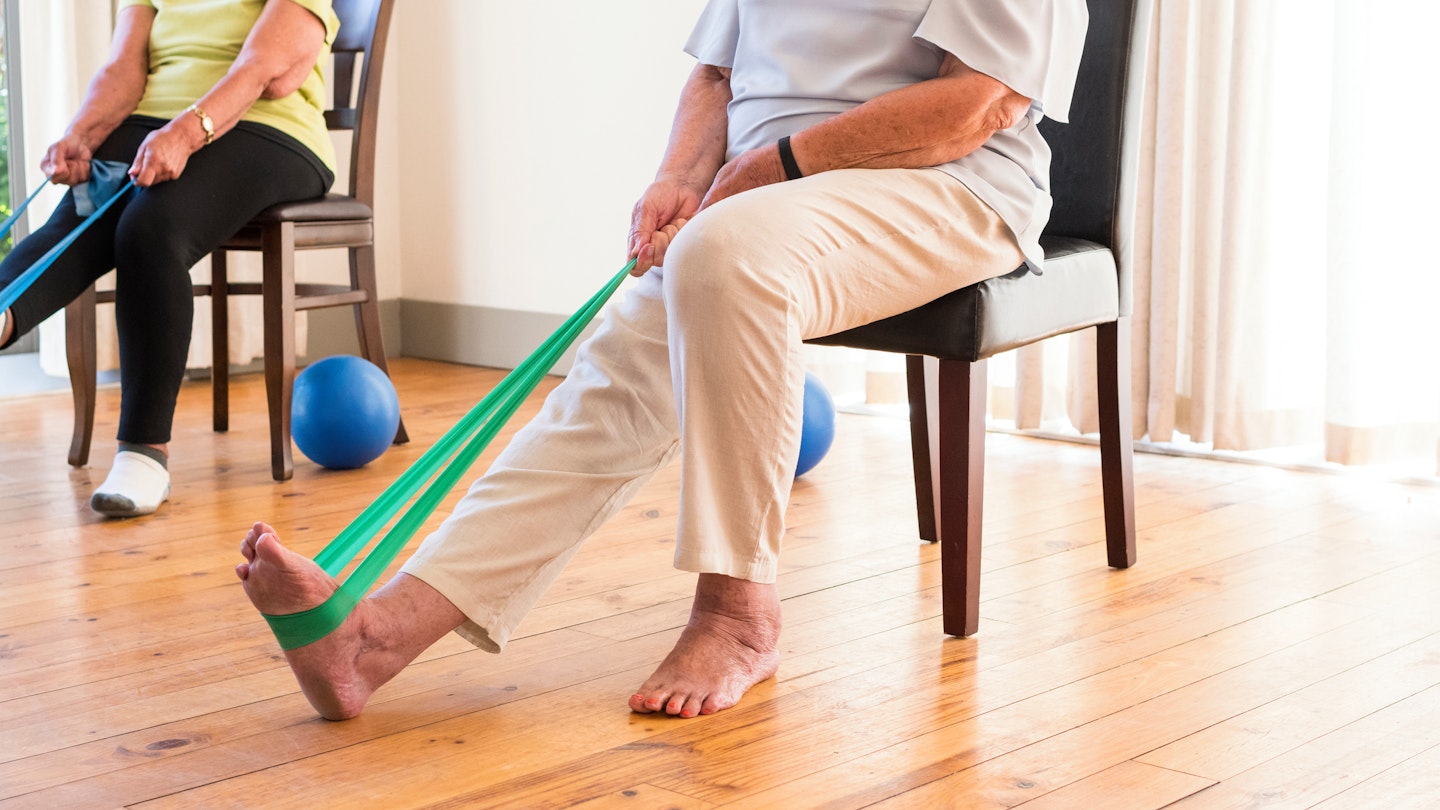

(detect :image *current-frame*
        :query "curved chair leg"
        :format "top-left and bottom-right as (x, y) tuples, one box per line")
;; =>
(1097, 317), (1136, 568)
(349, 244), (408, 444)
(262, 223), (296, 481)
(65, 286), (99, 467)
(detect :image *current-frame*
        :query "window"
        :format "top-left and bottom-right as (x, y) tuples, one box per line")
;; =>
(0, 0), (18, 259)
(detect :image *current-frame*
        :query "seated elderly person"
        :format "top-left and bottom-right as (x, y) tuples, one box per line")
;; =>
(0, 0), (340, 517)
(238, 0), (1089, 720)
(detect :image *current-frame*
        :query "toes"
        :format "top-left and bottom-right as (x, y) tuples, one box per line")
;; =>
(700, 692), (729, 715)
(631, 686), (673, 715)
(253, 532), (291, 567)
(677, 694), (705, 719)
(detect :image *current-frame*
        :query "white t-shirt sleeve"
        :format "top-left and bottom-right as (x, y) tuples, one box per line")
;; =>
(915, 0), (1089, 123)
(684, 0), (741, 68)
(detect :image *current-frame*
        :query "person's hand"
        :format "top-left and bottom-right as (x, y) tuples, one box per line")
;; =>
(129, 124), (201, 187)
(41, 134), (94, 186)
(627, 178), (704, 276)
(699, 143), (788, 210)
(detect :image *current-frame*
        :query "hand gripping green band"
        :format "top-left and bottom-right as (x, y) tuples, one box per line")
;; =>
(261, 259), (635, 650)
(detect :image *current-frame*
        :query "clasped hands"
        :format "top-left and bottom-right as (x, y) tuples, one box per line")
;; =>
(627, 141), (789, 276)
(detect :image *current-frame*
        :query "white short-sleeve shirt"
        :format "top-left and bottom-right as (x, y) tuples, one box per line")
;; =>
(684, 0), (1088, 271)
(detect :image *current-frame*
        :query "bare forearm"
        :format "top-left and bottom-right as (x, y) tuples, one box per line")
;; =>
(65, 64), (148, 151)
(64, 6), (153, 153)
(653, 64), (733, 195)
(169, 2), (323, 150)
(788, 59), (1029, 175)
(127, 0), (325, 186)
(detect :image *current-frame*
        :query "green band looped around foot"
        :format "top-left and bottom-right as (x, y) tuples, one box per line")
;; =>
(263, 586), (361, 650)
(257, 260), (635, 653)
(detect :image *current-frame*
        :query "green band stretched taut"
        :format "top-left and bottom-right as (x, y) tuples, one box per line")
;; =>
(262, 259), (635, 650)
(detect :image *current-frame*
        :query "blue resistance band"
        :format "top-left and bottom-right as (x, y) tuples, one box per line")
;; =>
(0, 163), (137, 313)
(0, 182), (49, 244)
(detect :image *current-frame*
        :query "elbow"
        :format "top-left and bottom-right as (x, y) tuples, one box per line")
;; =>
(261, 69), (309, 100)
(231, 53), (300, 99)
(986, 92), (1032, 133)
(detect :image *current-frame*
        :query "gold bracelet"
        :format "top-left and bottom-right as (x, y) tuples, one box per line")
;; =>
(186, 104), (215, 145)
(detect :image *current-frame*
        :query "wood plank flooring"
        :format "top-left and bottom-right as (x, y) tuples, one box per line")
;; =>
(1, 358), (1437, 809)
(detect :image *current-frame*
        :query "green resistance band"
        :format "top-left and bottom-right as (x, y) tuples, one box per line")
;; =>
(262, 258), (635, 650)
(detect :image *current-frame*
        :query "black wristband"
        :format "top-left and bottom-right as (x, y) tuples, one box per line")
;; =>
(777, 135), (804, 181)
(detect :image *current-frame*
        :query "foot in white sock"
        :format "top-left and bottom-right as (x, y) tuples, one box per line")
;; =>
(91, 450), (171, 517)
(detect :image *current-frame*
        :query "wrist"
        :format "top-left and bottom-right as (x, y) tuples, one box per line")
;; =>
(183, 104), (216, 147)
(62, 123), (104, 155)
(652, 170), (711, 199)
(777, 135), (805, 180)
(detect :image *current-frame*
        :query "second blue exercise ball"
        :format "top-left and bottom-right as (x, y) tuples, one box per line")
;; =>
(292, 355), (400, 469)
(796, 371), (836, 478)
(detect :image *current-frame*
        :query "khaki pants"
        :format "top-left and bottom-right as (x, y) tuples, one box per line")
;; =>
(401, 167), (1025, 652)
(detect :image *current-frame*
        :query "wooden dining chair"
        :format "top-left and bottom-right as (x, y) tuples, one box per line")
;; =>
(66, 0), (406, 481)
(809, 0), (1152, 637)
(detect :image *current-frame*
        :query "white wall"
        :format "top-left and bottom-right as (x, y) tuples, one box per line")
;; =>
(389, 0), (707, 316)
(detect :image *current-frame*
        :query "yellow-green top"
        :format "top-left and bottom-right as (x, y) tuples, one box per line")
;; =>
(119, 0), (340, 170)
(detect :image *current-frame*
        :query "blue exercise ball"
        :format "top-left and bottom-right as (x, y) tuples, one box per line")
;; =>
(292, 355), (400, 469)
(796, 371), (836, 478)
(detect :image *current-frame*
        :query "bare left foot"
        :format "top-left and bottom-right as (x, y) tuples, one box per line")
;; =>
(237, 522), (462, 719)
(629, 574), (781, 718)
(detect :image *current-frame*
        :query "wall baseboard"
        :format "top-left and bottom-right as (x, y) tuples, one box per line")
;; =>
(302, 298), (405, 364)
(397, 299), (599, 374)
(0, 298), (585, 398)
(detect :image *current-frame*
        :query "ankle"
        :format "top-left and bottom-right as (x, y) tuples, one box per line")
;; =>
(118, 442), (169, 468)
(690, 576), (781, 645)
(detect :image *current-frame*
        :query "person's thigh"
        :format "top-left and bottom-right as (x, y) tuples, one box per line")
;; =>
(666, 167), (1026, 341)
(114, 128), (327, 267)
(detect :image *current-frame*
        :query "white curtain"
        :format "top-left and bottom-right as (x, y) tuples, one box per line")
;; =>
(25, 0), (289, 378)
(814, 0), (1440, 478)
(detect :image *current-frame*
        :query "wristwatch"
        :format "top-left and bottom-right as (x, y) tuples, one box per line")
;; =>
(186, 104), (215, 145)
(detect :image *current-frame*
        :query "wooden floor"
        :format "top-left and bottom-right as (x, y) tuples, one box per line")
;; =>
(2, 358), (1439, 809)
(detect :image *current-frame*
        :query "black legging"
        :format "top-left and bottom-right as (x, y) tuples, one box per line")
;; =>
(0, 117), (332, 444)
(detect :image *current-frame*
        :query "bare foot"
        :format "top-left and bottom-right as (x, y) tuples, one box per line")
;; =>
(629, 574), (781, 718)
(236, 522), (461, 720)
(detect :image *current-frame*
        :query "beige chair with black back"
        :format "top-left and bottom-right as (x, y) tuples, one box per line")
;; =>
(809, 0), (1151, 637)
(66, 0), (405, 481)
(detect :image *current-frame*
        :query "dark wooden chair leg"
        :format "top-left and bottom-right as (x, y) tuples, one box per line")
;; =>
(349, 244), (407, 444)
(1097, 317), (1136, 569)
(906, 354), (937, 542)
(262, 223), (296, 481)
(937, 357), (987, 638)
(211, 250), (230, 432)
(65, 286), (99, 467)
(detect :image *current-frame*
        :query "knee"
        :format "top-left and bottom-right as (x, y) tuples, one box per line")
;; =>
(663, 206), (789, 323)
(115, 214), (181, 270)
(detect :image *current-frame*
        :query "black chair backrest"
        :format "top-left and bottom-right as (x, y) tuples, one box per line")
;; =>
(325, 0), (395, 205)
(1038, 0), (1145, 250)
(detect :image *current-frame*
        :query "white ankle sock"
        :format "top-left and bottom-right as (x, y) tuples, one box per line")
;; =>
(91, 450), (171, 517)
